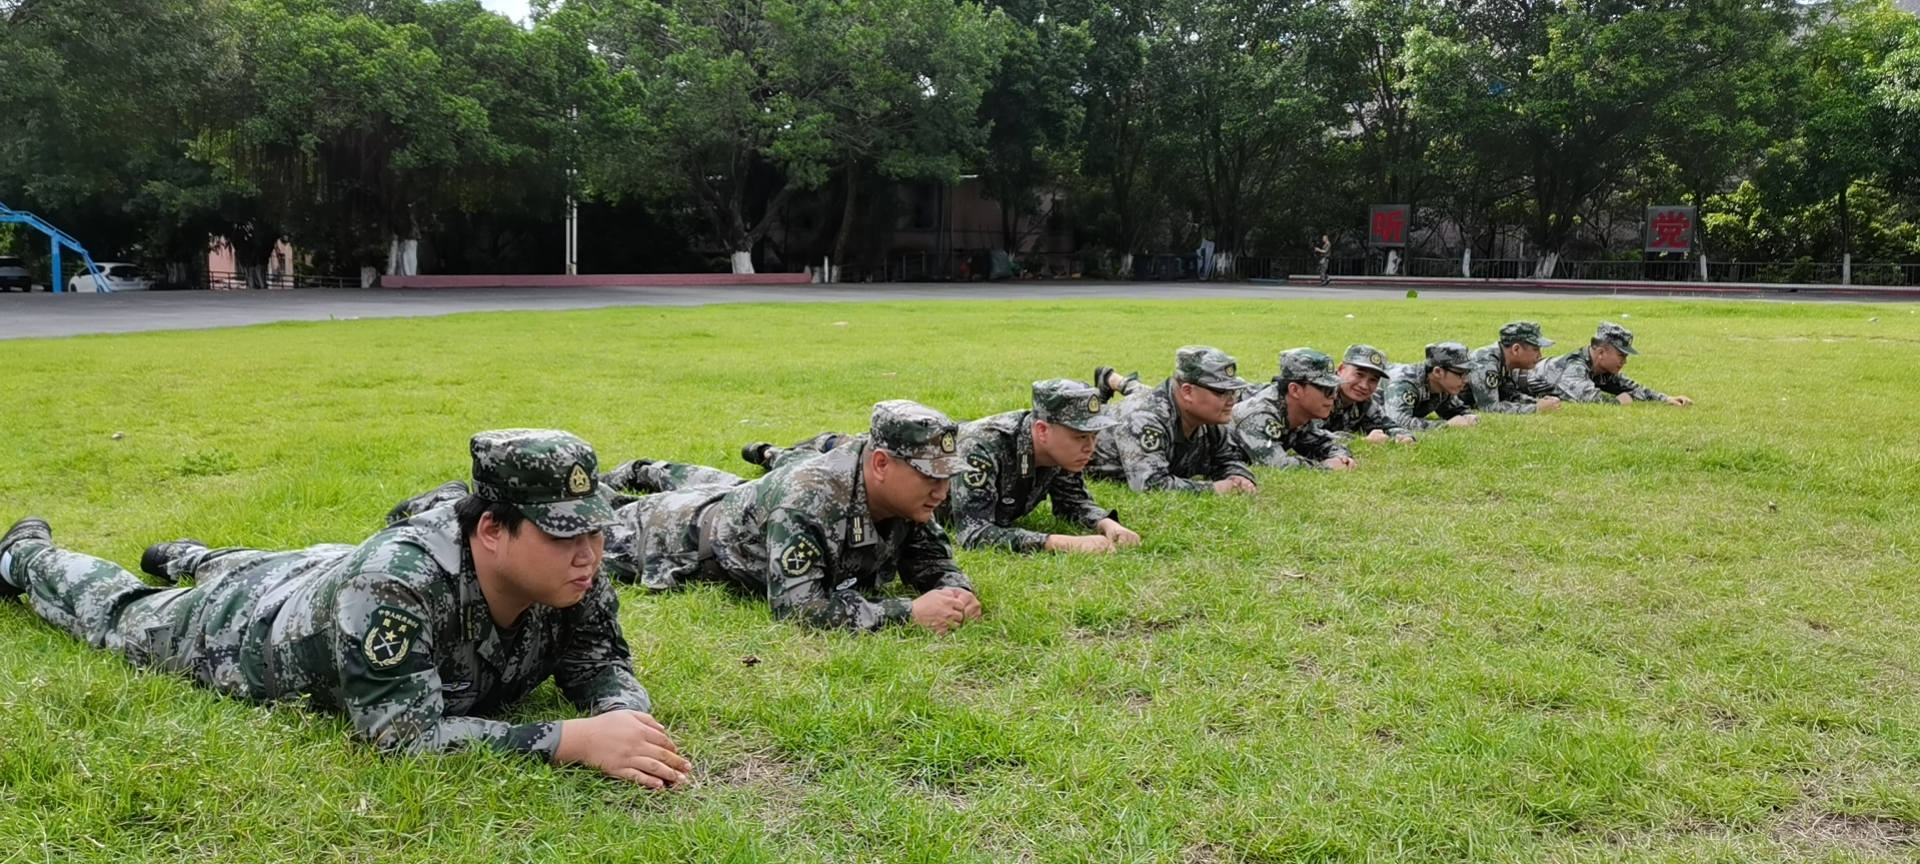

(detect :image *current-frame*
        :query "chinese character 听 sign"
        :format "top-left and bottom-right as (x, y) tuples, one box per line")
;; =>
(1369, 204), (1409, 248)
(1644, 206), (1696, 253)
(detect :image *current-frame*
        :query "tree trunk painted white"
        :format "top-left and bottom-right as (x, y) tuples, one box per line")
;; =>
(361, 266), (378, 288)
(1535, 251), (1559, 279)
(1843, 253), (1852, 285)
(1384, 250), (1400, 276)
(1698, 254), (1709, 282)
(1462, 249), (1472, 278)
(388, 237), (419, 276)
(1118, 253), (1133, 280)
(731, 250), (755, 274)
(1212, 250), (1234, 280)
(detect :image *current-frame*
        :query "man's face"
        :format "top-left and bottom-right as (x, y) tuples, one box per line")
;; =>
(1593, 343), (1628, 374)
(1034, 421), (1099, 472)
(1337, 364), (1382, 402)
(488, 516), (605, 609)
(1177, 381), (1240, 424)
(872, 451), (950, 522)
(1429, 366), (1467, 395)
(1288, 381), (1336, 421)
(1503, 342), (1544, 370)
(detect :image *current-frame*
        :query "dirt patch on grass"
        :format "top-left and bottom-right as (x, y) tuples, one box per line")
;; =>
(1774, 806), (1920, 855)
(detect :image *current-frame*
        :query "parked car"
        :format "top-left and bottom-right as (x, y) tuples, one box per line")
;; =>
(66, 262), (152, 293)
(0, 256), (31, 291)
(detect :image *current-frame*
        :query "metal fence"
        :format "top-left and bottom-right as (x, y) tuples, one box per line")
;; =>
(1233, 255), (1920, 286)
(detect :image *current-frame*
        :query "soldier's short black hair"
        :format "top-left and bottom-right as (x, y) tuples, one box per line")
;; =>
(455, 494), (526, 539)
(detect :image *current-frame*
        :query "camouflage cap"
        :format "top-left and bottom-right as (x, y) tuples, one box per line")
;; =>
(1425, 341), (1473, 373)
(469, 429), (617, 538)
(1499, 321), (1555, 348)
(1594, 321), (1638, 355)
(1175, 345), (1251, 391)
(871, 400), (965, 479)
(1277, 348), (1342, 389)
(1341, 343), (1390, 377)
(1032, 379), (1119, 433)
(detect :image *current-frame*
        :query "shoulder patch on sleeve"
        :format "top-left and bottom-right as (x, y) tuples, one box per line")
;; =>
(1139, 425), (1165, 453)
(1263, 418), (1284, 440)
(963, 453), (994, 489)
(363, 605), (426, 670)
(778, 534), (824, 577)
(1400, 388), (1418, 407)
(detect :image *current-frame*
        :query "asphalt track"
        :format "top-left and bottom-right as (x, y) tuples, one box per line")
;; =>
(0, 279), (1908, 340)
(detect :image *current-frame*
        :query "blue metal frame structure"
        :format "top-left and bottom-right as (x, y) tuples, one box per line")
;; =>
(0, 200), (110, 293)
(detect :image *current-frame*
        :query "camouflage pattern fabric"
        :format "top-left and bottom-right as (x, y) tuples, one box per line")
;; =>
(2, 506), (649, 757)
(601, 459), (746, 495)
(1465, 343), (1550, 415)
(1380, 361), (1476, 431)
(1230, 383), (1350, 469)
(1325, 391), (1413, 441)
(1535, 346), (1669, 403)
(1031, 379), (1119, 433)
(469, 429), (617, 538)
(1087, 378), (1256, 493)
(1594, 321), (1640, 355)
(1342, 344), (1391, 377)
(870, 400), (965, 478)
(619, 438), (974, 631)
(945, 409), (1116, 552)
(752, 432), (853, 474)
(1174, 345), (1252, 390)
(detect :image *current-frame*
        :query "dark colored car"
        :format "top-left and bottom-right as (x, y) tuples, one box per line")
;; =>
(0, 256), (32, 291)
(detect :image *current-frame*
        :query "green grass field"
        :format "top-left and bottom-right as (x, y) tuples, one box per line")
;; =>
(3, 297), (1920, 862)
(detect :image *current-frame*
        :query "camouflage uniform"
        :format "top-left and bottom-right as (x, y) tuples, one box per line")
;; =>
(1086, 346), (1256, 493)
(1231, 349), (1350, 469)
(945, 379), (1119, 552)
(619, 401), (975, 632)
(0, 430), (648, 758)
(1536, 322), (1670, 403)
(744, 432), (857, 474)
(1465, 321), (1556, 414)
(1380, 342), (1477, 431)
(1324, 344), (1412, 441)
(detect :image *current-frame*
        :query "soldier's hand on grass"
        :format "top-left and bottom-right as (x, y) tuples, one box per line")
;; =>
(1393, 434), (1416, 445)
(1667, 395), (1693, 406)
(1617, 392), (1635, 405)
(1098, 519), (1141, 548)
(1324, 456), (1357, 471)
(1366, 429), (1390, 444)
(554, 710), (690, 789)
(1047, 534), (1115, 554)
(912, 588), (976, 633)
(1447, 415), (1478, 428)
(1213, 476), (1257, 495)
(1537, 396), (1561, 412)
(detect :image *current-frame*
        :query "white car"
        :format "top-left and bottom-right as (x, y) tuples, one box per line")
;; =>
(66, 262), (152, 293)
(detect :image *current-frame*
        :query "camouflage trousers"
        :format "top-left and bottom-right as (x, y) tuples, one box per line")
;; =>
(753, 433), (850, 474)
(613, 486), (736, 592)
(4, 541), (351, 698)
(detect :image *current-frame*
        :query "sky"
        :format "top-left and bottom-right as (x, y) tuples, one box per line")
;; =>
(479, 0), (531, 24)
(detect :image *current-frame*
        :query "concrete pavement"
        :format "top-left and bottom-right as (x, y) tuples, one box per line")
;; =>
(0, 280), (1900, 340)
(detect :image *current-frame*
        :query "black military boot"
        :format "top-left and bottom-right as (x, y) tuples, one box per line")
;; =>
(1094, 366), (1116, 402)
(384, 480), (471, 526)
(740, 442), (775, 468)
(0, 517), (52, 597)
(140, 539), (208, 584)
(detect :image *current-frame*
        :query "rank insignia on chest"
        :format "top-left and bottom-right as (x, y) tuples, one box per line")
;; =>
(779, 535), (823, 576)
(1140, 426), (1164, 452)
(364, 605), (425, 670)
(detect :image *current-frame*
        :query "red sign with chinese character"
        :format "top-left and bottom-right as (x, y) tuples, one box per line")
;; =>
(1644, 206), (1696, 253)
(1369, 204), (1409, 248)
